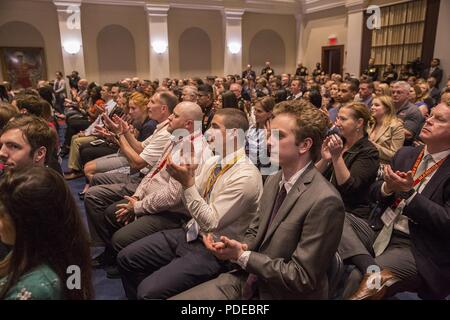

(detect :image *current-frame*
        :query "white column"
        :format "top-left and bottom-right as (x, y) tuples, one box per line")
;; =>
(295, 13), (306, 68)
(345, 0), (367, 77)
(53, 1), (85, 79)
(146, 4), (170, 81)
(223, 9), (244, 76)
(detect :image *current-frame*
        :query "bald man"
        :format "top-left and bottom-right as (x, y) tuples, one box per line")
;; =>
(96, 102), (213, 277)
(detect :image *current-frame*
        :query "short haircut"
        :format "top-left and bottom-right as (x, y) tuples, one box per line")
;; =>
(359, 80), (374, 91)
(273, 99), (331, 162)
(158, 91), (179, 113)
(15, 95), (47, 117)
(215, 108), (249, 132)
(0, 102), (19, 130)
(1, 115), (57, 163)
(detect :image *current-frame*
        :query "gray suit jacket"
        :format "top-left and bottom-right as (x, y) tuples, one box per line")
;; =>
(243, 164), (345, 299)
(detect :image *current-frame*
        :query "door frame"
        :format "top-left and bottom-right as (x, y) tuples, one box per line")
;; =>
(321, 45), (344, 76)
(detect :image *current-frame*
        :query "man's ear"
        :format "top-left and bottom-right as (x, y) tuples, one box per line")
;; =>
(298, 137), (313, 156)
(33, 146), (47, 164)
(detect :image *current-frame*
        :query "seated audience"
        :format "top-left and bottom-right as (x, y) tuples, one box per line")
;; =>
(338, 101), (450, 300)
(117, 109), (263, 299)
(172, 100), (345, 300)
(316, 102), (379, 219)
(0, 167), (92, 299)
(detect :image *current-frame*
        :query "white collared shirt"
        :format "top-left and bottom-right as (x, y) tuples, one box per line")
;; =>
(279, 161), (312, 194)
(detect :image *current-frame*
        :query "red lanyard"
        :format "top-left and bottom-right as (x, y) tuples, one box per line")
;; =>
(149, 132), (202, 179)
(392, 149), (447, 209)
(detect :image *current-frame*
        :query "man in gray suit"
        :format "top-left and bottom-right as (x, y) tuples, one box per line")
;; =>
(172, 100), (345, 300)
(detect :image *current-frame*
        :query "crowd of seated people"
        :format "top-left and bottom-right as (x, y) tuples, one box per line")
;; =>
(0, 56), (449, 300)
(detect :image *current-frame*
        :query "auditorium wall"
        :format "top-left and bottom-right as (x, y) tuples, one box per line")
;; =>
(242, 12), (296, 75)
(80, 3), (149, 83)
(0, 0), (64, 83)
(301, 8), (348, 74)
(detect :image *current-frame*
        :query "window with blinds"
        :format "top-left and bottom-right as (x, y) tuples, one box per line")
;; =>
(370, 0), (427, 75)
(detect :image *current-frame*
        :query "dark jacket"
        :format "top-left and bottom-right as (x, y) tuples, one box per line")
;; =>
(369, 146), (450, 299)
(323, 135), (380, 219)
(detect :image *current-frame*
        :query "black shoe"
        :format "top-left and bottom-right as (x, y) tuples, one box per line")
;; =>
(91, 252), (106, 268)
(106, 265), (121, 279)
(60, 148), (69, 158)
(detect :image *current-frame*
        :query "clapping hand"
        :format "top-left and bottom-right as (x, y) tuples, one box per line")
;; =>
(383, 165), (414, 194)
(203, 234), (248, 261)
(166, 140), (198, 188)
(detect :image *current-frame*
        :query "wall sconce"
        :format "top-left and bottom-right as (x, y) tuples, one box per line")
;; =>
(228, 42), (241, 54)
(63, 40), (81, 55)
(152, 41), (168, 54)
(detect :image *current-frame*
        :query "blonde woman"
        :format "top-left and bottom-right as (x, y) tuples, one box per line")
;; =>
(368, 95), (405, 164)
(375, 83), (391, 96)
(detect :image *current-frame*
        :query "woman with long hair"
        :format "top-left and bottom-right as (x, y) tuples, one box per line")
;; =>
(0, 167), (93, 299)
(316, 102), (380, 219)
(368, 96), (405, 165)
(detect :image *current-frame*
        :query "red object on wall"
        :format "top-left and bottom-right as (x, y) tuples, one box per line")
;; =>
(329, 37), (337, 45)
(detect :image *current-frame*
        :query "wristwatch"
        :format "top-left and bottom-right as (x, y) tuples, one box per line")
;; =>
(396, 189), (415, 199)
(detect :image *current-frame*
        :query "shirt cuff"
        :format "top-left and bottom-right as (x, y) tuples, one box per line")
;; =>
(183, 184), (201, 203)
(234, 251), (251, 270)
(381, 182), (394, 197)
(133, 200), (144, 216)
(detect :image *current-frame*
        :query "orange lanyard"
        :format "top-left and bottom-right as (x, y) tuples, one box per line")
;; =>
(202, 153), (244, 198)
(392, 149), (447, 209)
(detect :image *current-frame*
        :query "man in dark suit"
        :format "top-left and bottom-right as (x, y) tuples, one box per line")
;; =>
(171, 100), (345, 300)
(424, 58), (443, 88)
(242, 64), (256, 80)
(339, 101), (450, 300)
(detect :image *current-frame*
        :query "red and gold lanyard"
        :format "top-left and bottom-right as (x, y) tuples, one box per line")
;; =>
(391, 148), (447, 209)
(202, 152), (245, 198)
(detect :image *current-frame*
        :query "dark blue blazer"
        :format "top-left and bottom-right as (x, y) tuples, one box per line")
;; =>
(370, 145), (450, 299)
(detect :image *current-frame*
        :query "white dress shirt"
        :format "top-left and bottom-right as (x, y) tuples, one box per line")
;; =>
(133, 131), (213, 216)
(139, 120), (172, 174)
(183, 148), (263, 241)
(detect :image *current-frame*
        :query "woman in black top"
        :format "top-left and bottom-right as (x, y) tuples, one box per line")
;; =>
(316, 102), (380, 219)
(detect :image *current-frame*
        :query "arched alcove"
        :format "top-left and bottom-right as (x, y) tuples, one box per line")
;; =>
(179, 27), (212, 77)
(97, 25), (137, 83)
(0, 21), (46, 88)
(249, 30), (286, 75)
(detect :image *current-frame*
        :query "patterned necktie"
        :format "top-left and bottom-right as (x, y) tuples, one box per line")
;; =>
(372, 154), (432, 256)
(242, 184), (287, 299)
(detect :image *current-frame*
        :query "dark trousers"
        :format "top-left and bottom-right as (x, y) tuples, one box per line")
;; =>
(105, 207), (189, 256)
(79, 142), (118, 167)
(64, 117), (90, 147)
(84, 172), (141, 246)
(117, 228), (228, 300)
(338, 213), (422, 298)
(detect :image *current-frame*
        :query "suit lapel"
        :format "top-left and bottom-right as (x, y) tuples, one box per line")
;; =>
(373, 124), (389, 144)
(252, 172), (282, 249)
(420, 155), (450, 199)
(260, 164), (315, 248)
